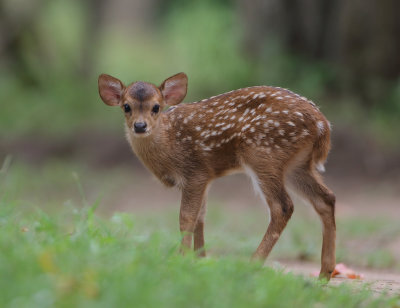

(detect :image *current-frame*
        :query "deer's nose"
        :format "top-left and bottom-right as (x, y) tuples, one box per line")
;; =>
(134, 122), (147, 133)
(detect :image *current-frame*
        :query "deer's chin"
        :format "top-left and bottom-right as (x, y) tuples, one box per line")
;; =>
(132, 129), (152, 138)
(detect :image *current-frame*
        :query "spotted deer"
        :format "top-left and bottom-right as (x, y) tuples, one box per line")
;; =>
(98, 72), (336, 280)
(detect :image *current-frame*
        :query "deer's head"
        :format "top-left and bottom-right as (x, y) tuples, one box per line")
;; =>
(98, 73), (188, 137)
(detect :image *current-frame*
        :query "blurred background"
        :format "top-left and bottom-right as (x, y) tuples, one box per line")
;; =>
(1, 0), (399, 269)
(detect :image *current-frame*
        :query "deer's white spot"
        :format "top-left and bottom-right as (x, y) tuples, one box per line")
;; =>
(301, 129), (309, 137)
(274, 121), (280, 127)
(221, 124), (230, 131)
(279, 129), (285, 136)
(317, 121), (325, 135)
(242, 124), (251, 131)
(282, 110), (289, 114)
(294, 111), (303, 117)
(287, 121), (295, 127)
(276, 97), (283, 100)
(250, 127), (255, 133)
(266, 107), (272, 113)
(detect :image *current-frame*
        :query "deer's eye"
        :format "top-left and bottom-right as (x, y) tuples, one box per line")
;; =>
(152, 104), (160, 114)
(123, 104), (131, 113)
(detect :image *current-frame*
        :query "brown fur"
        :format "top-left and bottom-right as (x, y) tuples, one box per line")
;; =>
(98, 72), (336, 280)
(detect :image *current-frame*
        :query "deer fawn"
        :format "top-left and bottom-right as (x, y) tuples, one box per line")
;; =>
(98, 72), (336, 280)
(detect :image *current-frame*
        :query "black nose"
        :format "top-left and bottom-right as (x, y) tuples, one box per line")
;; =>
(134, 122), (147, 133)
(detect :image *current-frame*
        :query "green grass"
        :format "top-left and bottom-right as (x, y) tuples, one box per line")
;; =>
(2, 160), (400, 270)
(1, 203), (398, 308)
(1, 161), (400, 306)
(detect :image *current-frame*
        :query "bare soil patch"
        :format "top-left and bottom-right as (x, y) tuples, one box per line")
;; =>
(273, 260), (400, 296)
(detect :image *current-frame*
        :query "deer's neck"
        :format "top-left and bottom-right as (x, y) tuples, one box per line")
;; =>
(126, 117), (180, 187)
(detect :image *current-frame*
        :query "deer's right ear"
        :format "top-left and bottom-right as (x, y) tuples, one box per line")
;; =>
(98, 74), (125, 106)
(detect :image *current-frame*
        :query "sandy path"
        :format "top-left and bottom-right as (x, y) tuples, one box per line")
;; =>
(272, 260), (400, 296)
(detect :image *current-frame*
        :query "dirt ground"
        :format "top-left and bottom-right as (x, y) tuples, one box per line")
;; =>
(273, 260), (400, 296)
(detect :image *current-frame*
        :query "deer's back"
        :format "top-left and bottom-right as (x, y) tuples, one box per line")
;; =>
(165, 86), (330, 178)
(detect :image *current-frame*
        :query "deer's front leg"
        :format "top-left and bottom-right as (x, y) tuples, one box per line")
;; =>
(179, 181), (208, 254)
(194, 198), (207, 257)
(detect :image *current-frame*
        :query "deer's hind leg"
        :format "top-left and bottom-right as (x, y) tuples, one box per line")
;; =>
(244, 165), (294, 261)
(287, 162), (336, 280)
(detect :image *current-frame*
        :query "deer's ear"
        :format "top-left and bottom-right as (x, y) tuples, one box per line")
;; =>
(160, 72), (188, 106)
(98, 74), (125, 106)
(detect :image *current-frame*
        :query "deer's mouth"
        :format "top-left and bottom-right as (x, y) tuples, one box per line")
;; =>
(132, 128), (152, 138)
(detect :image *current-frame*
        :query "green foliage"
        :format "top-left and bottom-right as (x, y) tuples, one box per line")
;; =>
(162, 2), (255, 98)
(1, 0), (400, 142)
(0, 203), (397, 308)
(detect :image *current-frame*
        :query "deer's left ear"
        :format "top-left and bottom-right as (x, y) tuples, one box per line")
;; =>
(160, 72), (188, 106)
